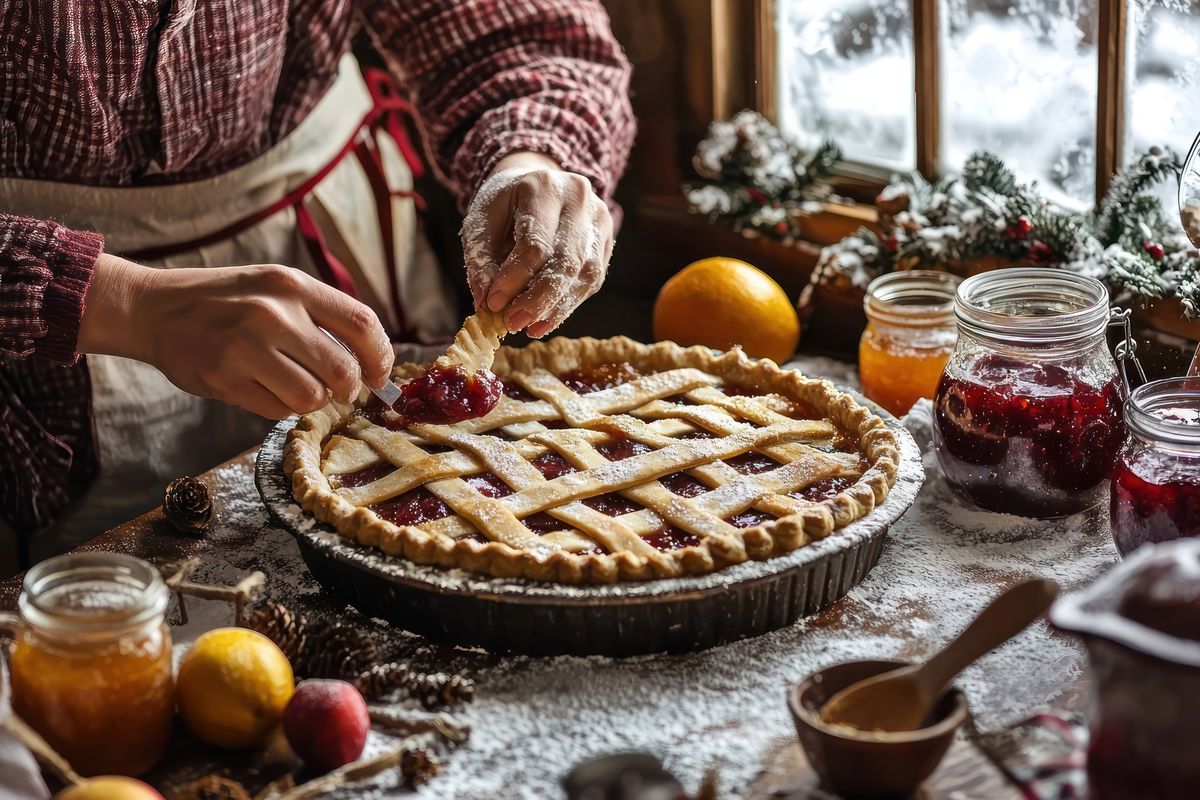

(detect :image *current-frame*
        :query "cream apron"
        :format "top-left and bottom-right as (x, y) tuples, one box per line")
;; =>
(0, 56), (456, 557)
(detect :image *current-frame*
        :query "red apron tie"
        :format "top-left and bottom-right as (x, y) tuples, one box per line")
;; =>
(125, 67), (428, 341)
(362, 67), (426, 181)
(293, 200), (358, 298)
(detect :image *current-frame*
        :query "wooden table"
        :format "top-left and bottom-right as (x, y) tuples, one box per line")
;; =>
(1, 444), (1093, 799)
(0, 452), (255, 608)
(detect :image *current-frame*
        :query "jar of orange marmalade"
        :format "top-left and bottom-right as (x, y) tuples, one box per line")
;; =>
(3, 553), (174, 776)
(859, 270), (960, 415)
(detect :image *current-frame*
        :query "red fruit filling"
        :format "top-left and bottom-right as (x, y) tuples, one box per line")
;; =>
(723, 382), (821, 419)
(341, 432), (818, 553)
(793, 476), (855, 502)
(333, 363), (862, 554)
(559, 362), (642, 394)
(396, 365), (503, 425)
(933, 354), (1124, 518)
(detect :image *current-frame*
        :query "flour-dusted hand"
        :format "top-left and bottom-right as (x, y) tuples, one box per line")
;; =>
(461, 152), (614, 339)
(77, 255), (394, 419)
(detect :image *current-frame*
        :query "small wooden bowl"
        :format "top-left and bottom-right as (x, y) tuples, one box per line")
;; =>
(788, 660), (968, 797)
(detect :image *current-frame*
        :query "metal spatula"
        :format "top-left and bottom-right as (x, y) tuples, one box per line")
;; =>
(323, 329), (401, 408)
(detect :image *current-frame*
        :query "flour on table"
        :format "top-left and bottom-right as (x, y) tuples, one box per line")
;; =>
(165, 359), (1115, 799)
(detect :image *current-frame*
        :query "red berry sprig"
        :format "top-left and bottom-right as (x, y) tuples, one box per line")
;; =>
(1004, 216), (1034, 240)
(1027, 241), (1057, 265)
(1143, 240), (1166, 261)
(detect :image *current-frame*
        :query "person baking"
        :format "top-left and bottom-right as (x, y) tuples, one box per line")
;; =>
(0, 0), (635, 560)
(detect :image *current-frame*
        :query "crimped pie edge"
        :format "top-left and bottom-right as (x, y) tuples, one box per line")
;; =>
(284, 337), (901, 585)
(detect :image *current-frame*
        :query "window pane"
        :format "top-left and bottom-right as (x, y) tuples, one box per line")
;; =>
(1128, 0), (1200, 211)
(775, 0), (915, 170)
(941, 0), (1099, 208)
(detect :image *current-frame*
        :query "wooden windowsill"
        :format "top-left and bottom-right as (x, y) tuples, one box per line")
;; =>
(630, 194), (878, 278)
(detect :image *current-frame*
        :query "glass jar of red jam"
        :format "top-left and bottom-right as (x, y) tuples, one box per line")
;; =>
(859, 270), (960, 417)
(1111, 377), (1200, 556)
(933, 269), (1125, 519)
(1, 553), (174, 777)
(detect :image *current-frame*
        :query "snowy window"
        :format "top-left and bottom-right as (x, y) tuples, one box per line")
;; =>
(942, 0), (1098, 209)
(1128, 0), (1200, 210)
(772, 0), (1200, 208)
(775, 0), (916, 172)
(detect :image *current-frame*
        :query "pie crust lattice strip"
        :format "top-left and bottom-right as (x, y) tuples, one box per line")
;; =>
(285, 337), (901, 584)
(435, 309), (508, 372)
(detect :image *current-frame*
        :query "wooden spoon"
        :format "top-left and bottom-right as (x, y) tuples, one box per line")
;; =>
(819, 578), (1060, 733)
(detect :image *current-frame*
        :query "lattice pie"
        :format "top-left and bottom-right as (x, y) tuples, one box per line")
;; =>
(285, 333), (900, 584)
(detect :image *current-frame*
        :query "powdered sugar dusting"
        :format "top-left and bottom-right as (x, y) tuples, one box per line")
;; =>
(152, 357), (1113, 799)
(416, 400), (1112, 799)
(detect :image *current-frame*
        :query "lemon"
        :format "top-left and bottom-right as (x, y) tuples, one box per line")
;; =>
(55, 777), (163, 799)
(176, 628), (294, 749)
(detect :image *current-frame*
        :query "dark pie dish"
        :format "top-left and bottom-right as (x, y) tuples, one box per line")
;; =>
(258, 337), (924, 655)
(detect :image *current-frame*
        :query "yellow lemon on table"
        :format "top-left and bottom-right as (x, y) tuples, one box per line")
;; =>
(176, 628), (294, 749)
(55, 777), (163, 800)
(653, 257), (800, 364)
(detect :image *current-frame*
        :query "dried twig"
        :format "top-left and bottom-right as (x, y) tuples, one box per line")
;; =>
(695, 768), (720, 800)
(157, 559), (265, 626)
(368, 707), (471, 745)
(3, 713), (83, 786)
(275, 737), (437, 799)
(251, 774), (295, 800)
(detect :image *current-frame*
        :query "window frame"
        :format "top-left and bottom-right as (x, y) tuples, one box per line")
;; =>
(748, 0), (1131, 205)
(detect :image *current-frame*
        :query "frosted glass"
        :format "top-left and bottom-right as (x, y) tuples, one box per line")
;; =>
(776, 0), (916, 170)
(1128, 0), (1200, 214)
(941, 0), (1099, 208)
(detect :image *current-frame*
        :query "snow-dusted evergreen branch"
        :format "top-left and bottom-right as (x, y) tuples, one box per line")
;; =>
(684, 110), (840, 242)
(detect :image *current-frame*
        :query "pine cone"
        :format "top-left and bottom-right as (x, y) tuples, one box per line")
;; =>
(170, 774), (251, 800)
(298, 618), (380, 679)
(353, 662), (414, 699)
(163, 476), (212, 534)
(407, 671), (476, 710)
(243, 602), (476, 708)
(243, 601), (305, 663)
(400, 748), (440, 787)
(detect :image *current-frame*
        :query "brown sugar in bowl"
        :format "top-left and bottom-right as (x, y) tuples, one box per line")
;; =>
(788, 659), (968, 796)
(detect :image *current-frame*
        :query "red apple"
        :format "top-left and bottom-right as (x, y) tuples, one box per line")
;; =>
(282, 679), (370, 771)
(55, 777), (164, 800)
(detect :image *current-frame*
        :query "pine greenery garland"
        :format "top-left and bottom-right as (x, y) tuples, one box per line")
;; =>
(812, 146), (1198, 315)
(1094, 148), (1180, 244)
(1175, 260), (1200, 317)
(685, 109), (1198, 317)
(961, 151), (1021, 197)
(685, 110), (839, 241)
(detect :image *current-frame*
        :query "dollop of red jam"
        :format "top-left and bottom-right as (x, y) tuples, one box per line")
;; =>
(1111, 442), (1200, 558)
(396, 365), (503, 425)
(933, 354), (1124, 518)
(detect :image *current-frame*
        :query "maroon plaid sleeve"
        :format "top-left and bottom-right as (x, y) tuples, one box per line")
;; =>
(0, 214), (103, 365)
(362, 0), (636, 207)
